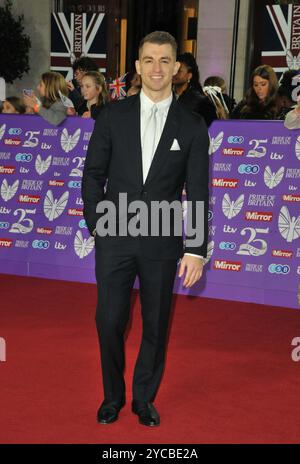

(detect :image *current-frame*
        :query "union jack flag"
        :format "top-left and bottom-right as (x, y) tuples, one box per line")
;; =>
(109, 74), (127, 100)
(261, 4), (300, 77)
(51, 12), (107, 81)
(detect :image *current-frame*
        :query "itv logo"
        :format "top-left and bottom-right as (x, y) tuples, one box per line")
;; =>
(0, 337), (6, 362)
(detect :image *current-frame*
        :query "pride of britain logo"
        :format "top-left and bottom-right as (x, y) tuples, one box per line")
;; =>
(61, 128), (81, 153)
(278, 206), (300, 243)
(264, 166), (285, 190)
(0, 179), (19, 201)
(209, 131), (224, 155)
(222, 194), (244, 219)
(35, 155), (52, 175)
(74, 231), (94, 259)
(295, 135), (300, 161)
(0, 124), (6, 140)
(43, 190), (69, 221)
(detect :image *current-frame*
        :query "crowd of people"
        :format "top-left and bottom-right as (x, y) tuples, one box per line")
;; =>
(1, 54), (300, 127)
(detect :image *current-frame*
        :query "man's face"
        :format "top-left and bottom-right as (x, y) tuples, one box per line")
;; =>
(74, 68), (85, 85)
(135, 42), (180, 94)
(173, 62), (192, 86)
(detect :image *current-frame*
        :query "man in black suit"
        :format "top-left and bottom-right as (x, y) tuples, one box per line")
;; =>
(82, 31), (209, 427)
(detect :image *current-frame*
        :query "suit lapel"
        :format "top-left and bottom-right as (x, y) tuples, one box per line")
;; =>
(127, 94), (144, 190)
(144, 97), (179, 187)
(126, 94), (180, 189)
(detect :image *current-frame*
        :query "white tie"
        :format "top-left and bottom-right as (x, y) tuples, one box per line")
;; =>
(142, 104), (158, 183)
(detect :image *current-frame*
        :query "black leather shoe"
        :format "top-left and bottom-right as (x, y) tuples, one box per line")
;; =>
(132, 400), (160, 427)
(97, 399), (125, 425)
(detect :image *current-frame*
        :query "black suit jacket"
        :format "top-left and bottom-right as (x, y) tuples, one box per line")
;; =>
(176, 86), (217, 127)
(82, 92), (209, 259)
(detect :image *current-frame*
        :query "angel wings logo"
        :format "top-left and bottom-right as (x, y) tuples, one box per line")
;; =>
(35, 155), (52, 175)
(295, 135), (300, 161)
(203, 240), (214, 265)
(74, 230), (94, 259)
(61, 128), (81, 153)
(286, 49), (300, 70)
(0, 124), (6, 140)
(222, 193), (244, 219)
(278, 206), (300, 243)
(264, 166), (285, 189)
(209, 131), (224, 155)
(0, 179), (19, 201)
(43, 190), (69, 221)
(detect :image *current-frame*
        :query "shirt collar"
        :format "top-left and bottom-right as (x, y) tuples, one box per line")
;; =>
(140, 89), (173, 113)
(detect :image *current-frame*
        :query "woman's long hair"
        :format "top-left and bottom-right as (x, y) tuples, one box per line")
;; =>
(83, 71), (110, 107)
(40, 72), (68, 109)
(242, 65), (279, 117)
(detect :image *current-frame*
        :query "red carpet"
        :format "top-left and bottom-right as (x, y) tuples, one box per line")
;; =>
(0, 274), (299, 444)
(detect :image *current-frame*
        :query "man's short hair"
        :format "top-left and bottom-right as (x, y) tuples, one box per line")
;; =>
(72, 56), (99, 72)
(138, 31), (177, 58)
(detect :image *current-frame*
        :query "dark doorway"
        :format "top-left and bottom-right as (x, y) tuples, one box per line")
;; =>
(126, 0), (184, 72)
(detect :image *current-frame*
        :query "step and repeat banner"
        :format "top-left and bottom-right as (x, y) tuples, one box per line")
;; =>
(187, 120), (300, 310)
(0, 115), (95, 283)
(0, 115), (299, 309)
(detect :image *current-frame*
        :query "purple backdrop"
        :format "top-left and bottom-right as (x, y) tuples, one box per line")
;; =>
(0, 115), (299, 309)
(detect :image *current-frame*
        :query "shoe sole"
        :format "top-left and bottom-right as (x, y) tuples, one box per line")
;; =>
(138, 419), (160, 427)
(132, 408), (160, 427)
(97, 416), (118, 424)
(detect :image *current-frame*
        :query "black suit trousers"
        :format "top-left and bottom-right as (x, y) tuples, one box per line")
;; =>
(95, 236), (178, 405)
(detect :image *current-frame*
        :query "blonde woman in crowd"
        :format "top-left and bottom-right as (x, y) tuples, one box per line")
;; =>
(79, 71), (109, 120)
(23, 71), (69, 126)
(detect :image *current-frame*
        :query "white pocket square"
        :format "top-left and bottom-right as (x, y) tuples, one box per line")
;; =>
(170, 138), (181, 151)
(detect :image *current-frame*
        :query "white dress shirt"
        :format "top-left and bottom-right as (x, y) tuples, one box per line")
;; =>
(140, 89), (172, 168)
(139, 90), (203, 262)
